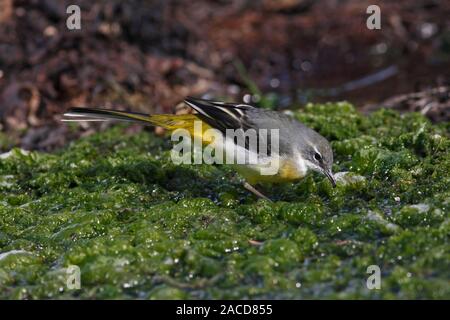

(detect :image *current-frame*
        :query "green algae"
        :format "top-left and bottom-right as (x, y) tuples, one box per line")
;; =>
(0, 103), (449, 299)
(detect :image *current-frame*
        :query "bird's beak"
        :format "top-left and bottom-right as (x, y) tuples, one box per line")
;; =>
(324, 170), (336, 188)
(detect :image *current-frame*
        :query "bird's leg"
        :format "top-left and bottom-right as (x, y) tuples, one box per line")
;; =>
(243, 181), (272, 202)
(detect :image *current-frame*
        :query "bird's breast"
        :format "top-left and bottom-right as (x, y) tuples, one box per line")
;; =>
(234, 156), (307, 184)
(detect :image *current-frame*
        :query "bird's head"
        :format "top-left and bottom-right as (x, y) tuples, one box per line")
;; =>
(297, 128), (336, 187)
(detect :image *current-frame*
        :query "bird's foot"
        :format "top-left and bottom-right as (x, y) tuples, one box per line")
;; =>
(243, 181), (272, 202)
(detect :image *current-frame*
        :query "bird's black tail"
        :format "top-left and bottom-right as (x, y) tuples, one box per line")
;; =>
(62, 107), (152, 124)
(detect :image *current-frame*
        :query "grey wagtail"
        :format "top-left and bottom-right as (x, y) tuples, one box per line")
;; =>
(63, 97), (336, 200)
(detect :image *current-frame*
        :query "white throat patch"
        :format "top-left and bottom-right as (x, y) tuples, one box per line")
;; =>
(295, 152), (308, 176)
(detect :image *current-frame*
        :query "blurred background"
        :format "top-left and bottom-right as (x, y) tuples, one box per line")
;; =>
(0, 0), (449, 151)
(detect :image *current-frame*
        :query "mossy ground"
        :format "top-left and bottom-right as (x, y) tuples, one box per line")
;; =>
(0, 103), (449, 299)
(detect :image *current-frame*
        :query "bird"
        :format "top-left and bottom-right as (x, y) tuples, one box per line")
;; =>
(62, 97), (336, 200)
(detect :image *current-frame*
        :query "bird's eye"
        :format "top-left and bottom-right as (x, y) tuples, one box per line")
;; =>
(314, 152), (322, 161)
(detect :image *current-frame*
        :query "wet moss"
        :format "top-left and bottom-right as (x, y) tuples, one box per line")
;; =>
(0, 103), (449, 299)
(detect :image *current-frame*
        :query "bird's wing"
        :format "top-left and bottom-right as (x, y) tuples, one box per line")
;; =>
(184, 97), (254, 133)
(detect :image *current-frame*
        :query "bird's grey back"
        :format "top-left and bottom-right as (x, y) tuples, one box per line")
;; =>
(245, 109), (326, 157)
